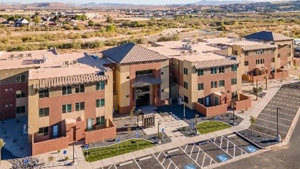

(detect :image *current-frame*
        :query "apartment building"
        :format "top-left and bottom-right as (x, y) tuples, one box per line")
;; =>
(101, 43), (170, 114)
(0, 50), (116, 155)
(149, 40), (252, 117)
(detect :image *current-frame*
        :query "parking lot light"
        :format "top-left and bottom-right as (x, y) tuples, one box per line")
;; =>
(231, 100), (236, 126)
(158, 122), (161, 144)
(276, 107), (282, 142)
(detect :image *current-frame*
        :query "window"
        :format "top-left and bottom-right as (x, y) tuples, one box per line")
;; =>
(16, 74), (26, 83)
(219, 80), (225, 87)
(16, 106), (25, 114)
(75, 84), (85, 93)
(260, 59), (265, 64)
(136, 86), (150, 93)
(244, 51), (249, 56)
(39, 89), (49, 98)
(244, 61), (249, 66)
(278, 54), (281, 58)
(96, 99), (105, 107)
(96, 116), (105, 125)
(39, 107), (49, 117)
(231, 78), (237, 85)
(174, 77), (178, 83)
(96, 81), (105, 90)
(256, 50), (264, 55)
(198, 98), (204, 104)
(271, 58), (275, 62)
(184, 82), (188, 89)
(62, 86), (72, 95)
(231, 65), (237, 71)
(62, 104), (72, 113)
(288, 53), (291, 57)
(184, 96), (188, 104)
(38, 127), (48, 136)
(197, 69), (204, 76)
(184, 68), (188, 75)
(16, 90), (26, 98)
(198, 83), (204, 91)
(219, 67), (225, 73)
(136, 69), (153, 76)
(256, 59), (260, 64)
(75, 102), (85, 111)
(232, 91), (238, 99)
(211, 81), (217, 88)
(210, 67), (217, 74)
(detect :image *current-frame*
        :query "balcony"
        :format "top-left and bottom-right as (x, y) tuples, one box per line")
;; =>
(194, 102), (228, 117)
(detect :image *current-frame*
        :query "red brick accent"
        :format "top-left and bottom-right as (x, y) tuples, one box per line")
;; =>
(294, 58), (300, 67)
(242, 74), (267, 82)
(271, 70), (289, 80)
(32, 136), (69, 155)
(194, 102), (228, 117)
(235, 94), (252, 111)
(84, 119), (116, 144)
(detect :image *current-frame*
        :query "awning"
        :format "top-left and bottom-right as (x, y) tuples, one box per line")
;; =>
(132, 75), (162, 88)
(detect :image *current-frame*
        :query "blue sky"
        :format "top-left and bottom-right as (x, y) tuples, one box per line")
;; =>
(0, 0), (272, 5)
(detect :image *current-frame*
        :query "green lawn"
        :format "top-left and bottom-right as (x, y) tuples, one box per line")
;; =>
(83, 139), (155, 162)
(197, 121), (231, 134)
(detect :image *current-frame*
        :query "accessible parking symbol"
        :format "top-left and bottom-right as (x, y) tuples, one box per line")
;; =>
(217, 154), (229, 162)
(184, 164), (196, 169)
(246, 146), (257, 153)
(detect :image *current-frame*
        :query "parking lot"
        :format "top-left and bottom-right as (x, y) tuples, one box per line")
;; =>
(103, 134), (258, 169)
(250, 82), (300, 139)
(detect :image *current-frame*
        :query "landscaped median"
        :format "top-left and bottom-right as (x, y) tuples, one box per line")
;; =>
(197, 121), (231, 134)
(83, 139), (155, 162)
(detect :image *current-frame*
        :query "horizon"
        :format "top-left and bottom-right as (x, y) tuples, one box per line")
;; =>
(0, 0), (280, 5)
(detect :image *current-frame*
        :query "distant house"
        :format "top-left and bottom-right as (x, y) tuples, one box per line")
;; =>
(15, 18), (29, 27)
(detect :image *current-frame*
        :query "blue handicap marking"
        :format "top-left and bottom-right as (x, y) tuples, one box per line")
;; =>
(183, 164), (196, 169)
(136, 132), (139, 138)
(116, 138), (120, 142)
(84, 144), (89, 149)
(216, 116), (220, 120)
(190, 122), (195, 127)
(246, 146), (257, 153)
(217, 154), (229, 162)
(162, 128), (165, 132)
(23, 158), (29, 164)
(63, 150), (67, 155)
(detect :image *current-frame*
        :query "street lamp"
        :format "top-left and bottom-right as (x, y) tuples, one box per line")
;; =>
(195, 114), (199, 135)
(183, 102), (186, 118)
(276, 107), (282, 142)
(231, 100), (236, 126)
(157, 121), (161, 144)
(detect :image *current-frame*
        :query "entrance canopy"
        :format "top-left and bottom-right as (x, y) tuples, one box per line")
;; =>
(132, 75), (162, 88)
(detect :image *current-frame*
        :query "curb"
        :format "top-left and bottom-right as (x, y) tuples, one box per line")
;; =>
(234, 131), (265, 149)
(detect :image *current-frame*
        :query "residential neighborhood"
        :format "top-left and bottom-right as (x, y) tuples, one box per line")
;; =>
(0, 1), (300, 169)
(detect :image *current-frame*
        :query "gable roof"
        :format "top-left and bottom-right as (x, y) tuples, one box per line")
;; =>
(101, 43), (168, 64)
(245, 31), (293, 42)
(194, 59), (239, 69)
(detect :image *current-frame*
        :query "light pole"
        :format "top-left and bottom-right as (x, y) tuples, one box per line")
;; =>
(195, 114), (199, 135)
(265, 76), (268, 90)
(183, 102), (186, 118)
(276, 107), (282, 142)
(231, 100), (236, 126)
(256, 79), (258, 100)
(157, 121), (161, 144)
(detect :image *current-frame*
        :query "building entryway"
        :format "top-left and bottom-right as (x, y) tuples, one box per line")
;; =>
(136, 93), (150, 107)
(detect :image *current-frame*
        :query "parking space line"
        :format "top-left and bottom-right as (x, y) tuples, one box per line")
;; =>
(254, 123), (287, 134)
(201, 153), (206, 167)
(179, 147), (202, 168)
(257, 118), (290, 128)
(248, 128), (275, 138)
(152, 153), (166, 169)
(134, 159), (142, 169)
(259, 113), (292, 122)
(196, 144), (217, 164)
(213, 136), (247, 157)
(190, 144), (195, 156)
(184, 145), (188, 152)
(209, 139), (233, 158)
(264, 108), (295, 116)
(162, 152), (179, 169)
(108, 164), (117, 169)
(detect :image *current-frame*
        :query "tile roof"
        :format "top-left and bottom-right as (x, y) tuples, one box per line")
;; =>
(194, 59), (239, 69)
(242, 44), (277, 51)
(132, 75), (162, 88)
(102, 43), (168, 64)
(245, 31), (293, 41)
(33, 73), (109, 89)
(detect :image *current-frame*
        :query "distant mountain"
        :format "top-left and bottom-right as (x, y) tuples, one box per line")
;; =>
(194, 0), (258, 5)
(0, 2), (75, 9)
(81, 2), (134, 7)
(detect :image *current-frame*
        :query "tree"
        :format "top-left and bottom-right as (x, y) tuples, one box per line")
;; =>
(106, 16), (113, 23)
(88, 20), (95, 26)
(0, 138), (5, 163)
(33, 15), (41, 24)
(106, 25), (116, 32)
(249, 116), (256, 136)
(75, 23), (85, 30)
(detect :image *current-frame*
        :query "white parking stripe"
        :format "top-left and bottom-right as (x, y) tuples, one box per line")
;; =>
(259, 113), (292, 122)
(248, 128), (275, 138)
(257, 118), (290, 128)
(209, 139), (233, 158)
(254, 123), (287, 134)
(196, 144), (217, 164)
(179, 146), (202, 169)
(134, 159), (142, 169)
(152, 153), (166, 169)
